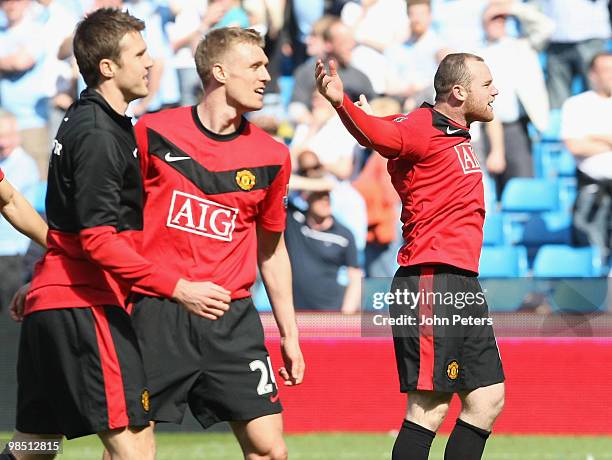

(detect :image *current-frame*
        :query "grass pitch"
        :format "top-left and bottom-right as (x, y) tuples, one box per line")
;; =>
(45, 432), (612, 459)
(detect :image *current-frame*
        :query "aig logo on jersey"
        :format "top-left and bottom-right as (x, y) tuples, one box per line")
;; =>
(454, 143), (481, 175)
(167, 190), (238, 241)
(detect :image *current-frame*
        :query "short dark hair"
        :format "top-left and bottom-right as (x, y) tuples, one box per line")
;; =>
(73, 8), (145, 88)
(434, 53), (484, 102)
(194, 27), (265, 87)
(589, 51), (612, 70)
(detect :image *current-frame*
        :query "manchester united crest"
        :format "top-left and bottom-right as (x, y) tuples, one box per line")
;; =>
(447, 360), (459, 381)
(141, 389), (150, 412)
(236, 169), (256, 191)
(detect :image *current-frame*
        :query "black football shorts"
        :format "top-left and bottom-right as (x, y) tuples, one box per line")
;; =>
(131, 296), (282, 429)
(389, 265), (505, 393)
(16, 306), (151, 439)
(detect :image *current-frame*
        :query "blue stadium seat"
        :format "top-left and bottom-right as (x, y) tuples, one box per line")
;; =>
(506, 211), (572, 246)
(278, 75), (295, 110)
(501, 178), (559, 212)
(540, 109), (562, 142)
(533, 142), (576, 179)
(484, 175), (498, 211)
(479, 245), (529, 278)
(533, 245), (603, 278)
(482, 212), (506, 246)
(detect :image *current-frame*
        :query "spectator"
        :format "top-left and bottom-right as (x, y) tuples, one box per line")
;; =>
(341, 0), (408, 53)
(244, 0), (286, 92)
(539, 0), (611, 108)
(286, 0), (325, 68)
(289, 17), (375, 125)
(127, 0), (181, 115)
(288, 14), (336, 124)
(35, 0), (79, 152)
(291, 90), (360, 180)
(340, 0), (408, 94)
(561, 52), (612, 264)
(0, 0), (51, 179)
(385, 0), (450, 111)
(479, 0), (553, 193)
(431, 0), (488, 53)
(166, 1), (220, 106)
(285, 188), (362, 314)
(212, 0), (250, 28)
(0, 109), (40, 310)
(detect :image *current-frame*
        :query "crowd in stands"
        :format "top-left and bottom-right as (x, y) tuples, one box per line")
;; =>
(1, 0), (611, 313)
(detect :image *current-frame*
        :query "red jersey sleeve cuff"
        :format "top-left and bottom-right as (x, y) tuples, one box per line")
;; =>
(140, 271), (180, 299)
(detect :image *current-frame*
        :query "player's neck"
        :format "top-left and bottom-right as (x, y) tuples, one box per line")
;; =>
(432, 102), (469, 128)
(306, 213), (333, 231)
(196, 97), (244, 135)
(94, 84), (129, 115)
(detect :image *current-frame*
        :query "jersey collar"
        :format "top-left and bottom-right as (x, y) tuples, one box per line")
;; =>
(80, 88), (134, 130)
(421, 102), (471, 138)
(191, 106), (247, 142)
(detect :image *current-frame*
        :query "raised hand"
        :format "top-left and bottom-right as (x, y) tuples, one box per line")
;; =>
(315, 59), (344, 108)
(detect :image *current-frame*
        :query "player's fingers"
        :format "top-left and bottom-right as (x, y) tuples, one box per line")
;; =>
(328, 59), (338, 76)
(209, 283), (231, 295)
(291, 360), (305, 384)
(209, 291), (232, 304)
(202, 305), (227, 317)
(206, 299), (230, 311)
(198, 312), (219, 321)
(278, 367), (292, 384)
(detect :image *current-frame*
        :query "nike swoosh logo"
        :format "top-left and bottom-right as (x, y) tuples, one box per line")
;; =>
(165, 152), (191, 162)
(447, 126), (462, 135)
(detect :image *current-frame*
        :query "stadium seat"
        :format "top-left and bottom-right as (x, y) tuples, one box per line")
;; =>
(277, 75), (295, 110)
(501, 178), (559, 212)
(540, 109), (562, 142)
(507, 211), (572, 246)
(532, 245), (603, 278)
(483, 175), (498, 211)
(482, 212), (506, 246)
(479, 245), (529, 278)
(533, 142), (576, 179)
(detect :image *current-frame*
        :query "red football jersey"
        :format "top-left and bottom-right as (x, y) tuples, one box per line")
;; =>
(336, 95), (484, 274)
(134, 106), (291, 299)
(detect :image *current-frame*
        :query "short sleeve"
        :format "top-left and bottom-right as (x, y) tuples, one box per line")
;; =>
(258, 151), (291, 232)
(73, 130), (126, 230)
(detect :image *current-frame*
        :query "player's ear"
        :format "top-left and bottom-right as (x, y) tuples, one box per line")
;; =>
(99, 58), (115, 80)
(452, 84), (467, 102)
(212, 62), (227, 84)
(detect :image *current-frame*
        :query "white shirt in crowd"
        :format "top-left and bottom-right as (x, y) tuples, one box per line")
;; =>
(561, 90), (612, 181)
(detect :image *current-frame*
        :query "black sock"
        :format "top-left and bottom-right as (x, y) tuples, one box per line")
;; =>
(392, 419), (436, 460)
(444, 418), (491, 460)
